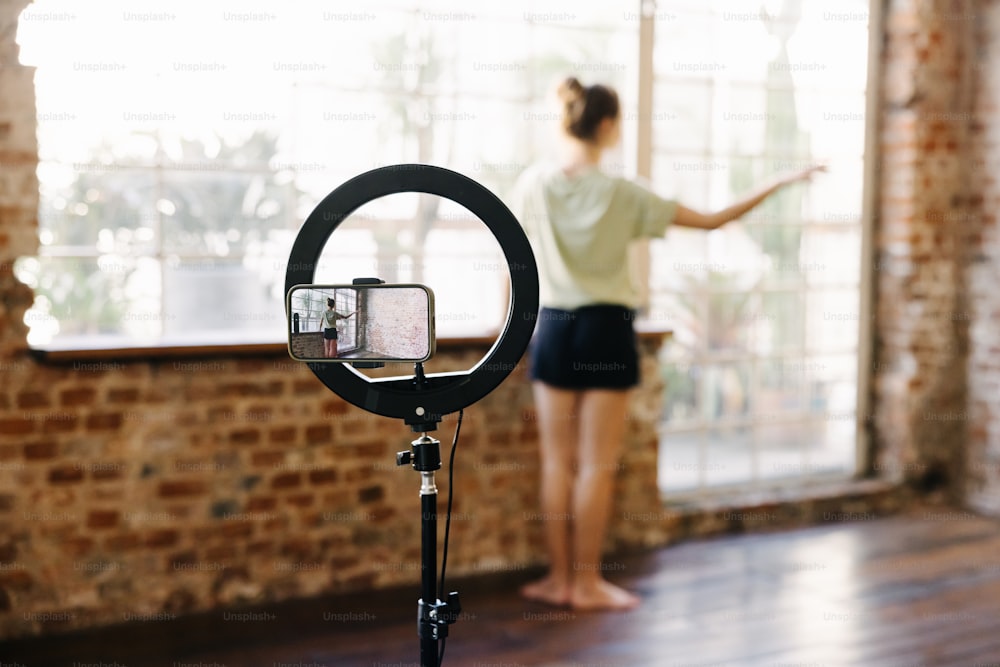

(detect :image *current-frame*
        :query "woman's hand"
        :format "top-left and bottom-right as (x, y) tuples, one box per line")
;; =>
(777, 164), (826, 187)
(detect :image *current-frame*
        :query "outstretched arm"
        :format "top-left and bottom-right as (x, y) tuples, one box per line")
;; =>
(672, 165), (825, 231)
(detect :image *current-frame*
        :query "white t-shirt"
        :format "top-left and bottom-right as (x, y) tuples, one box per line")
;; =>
(321, 309), (348, 329)
(511, 163), (677, 310)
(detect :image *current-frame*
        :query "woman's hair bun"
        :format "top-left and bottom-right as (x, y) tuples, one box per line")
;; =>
(556, 76), (619, 143)
(557, 77), (585, 105)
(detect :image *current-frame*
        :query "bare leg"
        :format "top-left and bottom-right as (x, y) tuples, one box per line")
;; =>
(569, 388), (639, 611)
(521, 382), (578, 606)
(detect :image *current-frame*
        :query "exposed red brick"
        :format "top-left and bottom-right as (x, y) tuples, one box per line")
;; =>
(205, 406), (230, 422)
(104, 533), (142, 551)
(86, 510), (119, 530)
(308, 468), (337, 485)
(37, 413), (75, 434)
(321, 399), (348, 415)
(169, 551), (197, 569)
(144, 529), (179, 549)
(246, 496), (278, 512)
(0, 418), (34, 435)
(60, 388), (96, 407)
(246, 540), (274, 555)
(269, 426), (297, 445)
(340, 418), (370, 437)
(260, 515), (290, 533)
(251, 451), (284, 468)
(158, 480), (207, 498)
(0, 541), (17, 564)
(48, 464), (84, 484)
(85, 413), (123, 431)
(344, 467), (374, 483)
(229, 429), (260, 446)
(106, 388), (140, 404)
(330, 555), (360, 571)
(271, 472), (301, 490)
(292, 379), (322, 395)
(220, 381), (284, 398)
(16, 391), (48, 409)
(61, 537), (96, 558)
(23, 440), (58, 460)
(350, 440), (387, 458)
(245, 406), (272, 420)
(369, 507), (396, 524)
(185, 385), (218, 401)
(358, 485), (384, 504)
(0, 570), (33, 591)
(304, 424), (332, 444)
(217, 522), (254, 540)
(319, 490), (352, 507)
(280, 537), (313, 560)
(285, 493), (314, 508)
(204, 545), (237, 561)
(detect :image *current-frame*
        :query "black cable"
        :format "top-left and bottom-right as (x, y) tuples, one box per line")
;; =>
(437, 408), (463, 665)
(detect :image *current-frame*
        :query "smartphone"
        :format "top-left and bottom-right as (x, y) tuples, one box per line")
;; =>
(286, 283), (435, 363)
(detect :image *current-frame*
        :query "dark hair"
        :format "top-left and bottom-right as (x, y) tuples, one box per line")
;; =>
(558, 77), (620, 143)
(327, 298), (335, 308)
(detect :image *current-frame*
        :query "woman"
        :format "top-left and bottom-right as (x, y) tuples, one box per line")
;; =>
(512, 77), (823, 611)
(321, 297), (356, 358)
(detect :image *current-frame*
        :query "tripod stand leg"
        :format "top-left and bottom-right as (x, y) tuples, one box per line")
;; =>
(398, 432), (460, 667)
(420, 478), (439, 667)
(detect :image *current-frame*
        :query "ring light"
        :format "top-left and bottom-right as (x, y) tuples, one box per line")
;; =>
(284, 164), (539, 428)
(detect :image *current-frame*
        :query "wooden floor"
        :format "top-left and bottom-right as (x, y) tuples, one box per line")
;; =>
(6, 504), (1000, 666)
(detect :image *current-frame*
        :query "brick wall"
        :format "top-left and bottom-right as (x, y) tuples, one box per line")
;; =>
(0, 0), (960, 641)
(0, 345), (683, 638)
(363, 286), (431, 359)
(966, 0), (1000, 514)
(871, 0), (981, 504)
(871, 0), (1000, 513)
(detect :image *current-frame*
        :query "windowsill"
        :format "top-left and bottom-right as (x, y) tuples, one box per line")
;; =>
(27, 335), (498, 364)
(663, 475), (897, 514)
(28, 328), (675, 363)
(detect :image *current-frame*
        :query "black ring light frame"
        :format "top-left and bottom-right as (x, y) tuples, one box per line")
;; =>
(284, 163), (539, 429)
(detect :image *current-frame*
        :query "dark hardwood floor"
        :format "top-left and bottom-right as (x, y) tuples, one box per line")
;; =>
(6, 504), (1000, 666)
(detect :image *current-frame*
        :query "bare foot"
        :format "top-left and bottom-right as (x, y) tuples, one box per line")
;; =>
(570, 578), (640, 611)
(520, 575), (570, 607)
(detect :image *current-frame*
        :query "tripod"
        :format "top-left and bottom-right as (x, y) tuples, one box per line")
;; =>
(396, 424), (461, 667)
(284, 164), (540, 664)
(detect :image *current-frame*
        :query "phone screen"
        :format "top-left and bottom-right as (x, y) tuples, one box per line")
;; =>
(287, 284), (435, 363)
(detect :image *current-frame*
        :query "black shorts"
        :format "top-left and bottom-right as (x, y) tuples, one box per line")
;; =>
(528, 304), (639, 390)
(323, 328), (338, 340)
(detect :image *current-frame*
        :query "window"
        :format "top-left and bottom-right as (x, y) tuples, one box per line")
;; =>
(288, 287), (358, 354)
(15, 0), (638, 349)
(648, 0), (871, 494)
